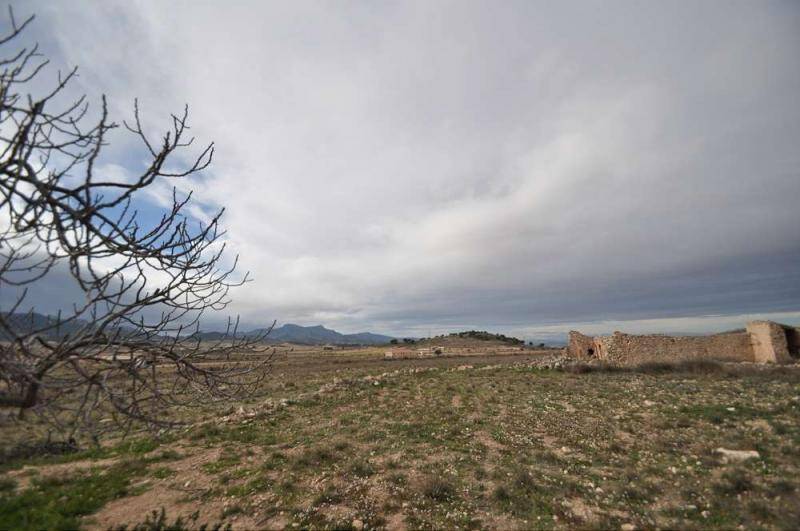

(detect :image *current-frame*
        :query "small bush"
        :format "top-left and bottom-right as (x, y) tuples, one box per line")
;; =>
(422, 477), (456, 502)
(492, 484), (511, 502)
(513, 470), (537, 490)
(348, 459), (375, 478)
(0, 438), (80, 466)
(314, 486), (344, 505)
(387, 472), (407, 486)
(332, 440), (350, 452)
(294, 446), (337, 469)
(714, 469), (754, 495)
(768, 479), (795, 496)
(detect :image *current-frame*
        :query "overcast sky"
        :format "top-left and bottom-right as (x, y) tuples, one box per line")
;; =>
(9, 0), (800, 340)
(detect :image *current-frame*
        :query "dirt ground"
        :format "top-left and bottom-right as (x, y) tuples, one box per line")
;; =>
(253, 346), (553, 375)
(1, 346), (799, 530)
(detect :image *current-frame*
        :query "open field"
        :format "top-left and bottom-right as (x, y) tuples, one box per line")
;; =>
(1, 347), (799, 530)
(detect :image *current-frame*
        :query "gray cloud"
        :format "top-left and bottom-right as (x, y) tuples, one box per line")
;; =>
(9, 0), (800, 338)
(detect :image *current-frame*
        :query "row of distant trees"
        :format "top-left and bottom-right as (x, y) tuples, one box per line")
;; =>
(389, 331), (530, 346)
(389, 338), (418, 345)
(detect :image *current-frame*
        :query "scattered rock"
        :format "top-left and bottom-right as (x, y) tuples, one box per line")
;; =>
(352, 518), (365, 530)
(714, 448), (760, 463)
(643, 400), (655, 407)
(621, 524), (636, 531)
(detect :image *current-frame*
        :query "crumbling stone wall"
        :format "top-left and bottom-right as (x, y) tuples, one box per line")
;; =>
(594, 331), (753, 364)
(568, 331), (598, 359)
(567, 320), (798, 365)
(746, 321), (799, 363)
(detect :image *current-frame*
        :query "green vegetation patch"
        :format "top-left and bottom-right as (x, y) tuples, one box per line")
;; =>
(0, 459), (149, 531)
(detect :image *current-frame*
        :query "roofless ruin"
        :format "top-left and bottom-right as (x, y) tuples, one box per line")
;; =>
(568, 320), (799, 365)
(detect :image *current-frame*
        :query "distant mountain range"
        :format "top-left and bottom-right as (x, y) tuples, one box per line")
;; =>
(197, 323), (395, 345)
(0, 312), (92, 340)
(0, 312), (395, 345)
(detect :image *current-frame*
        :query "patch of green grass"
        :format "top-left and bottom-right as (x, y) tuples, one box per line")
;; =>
(202, 450), (241, 475)
(115, 438), (159, 456)
(293, 446), (338, 470)
(261, 451), (287, 471)
(0, 436), (173, 475)
(0, 476), (17, 492)
(151, 467), (175, 480)
(0, 459), (149, 530)
(491, 468), (554, 519)
(151, 449), (183, 462)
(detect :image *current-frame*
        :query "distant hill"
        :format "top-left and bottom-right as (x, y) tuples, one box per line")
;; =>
(0, 312), (92, 340)
(196, 323), (395, 346)
(417, 330), (525, 346)
(1, 313), (394, 346)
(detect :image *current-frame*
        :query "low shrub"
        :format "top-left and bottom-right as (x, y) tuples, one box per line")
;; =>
(421, 477), (456, 502)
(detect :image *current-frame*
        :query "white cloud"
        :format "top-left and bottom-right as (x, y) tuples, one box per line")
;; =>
(13, 0), (800, 335)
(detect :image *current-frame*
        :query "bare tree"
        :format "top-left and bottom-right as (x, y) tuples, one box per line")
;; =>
(0, 9), (272, 439)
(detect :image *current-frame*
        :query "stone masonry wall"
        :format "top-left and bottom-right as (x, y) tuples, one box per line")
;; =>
(566, 320), (798, 365)
(595, 331), (754, 364)
(746, 321), (798, 363)
(568, 331), (597, 359)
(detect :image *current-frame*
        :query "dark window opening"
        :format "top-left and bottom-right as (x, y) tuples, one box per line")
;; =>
(587, 347), (594, 357)
(783, 326), (800, 358)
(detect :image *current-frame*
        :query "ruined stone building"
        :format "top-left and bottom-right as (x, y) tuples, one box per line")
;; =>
(567, 321), (799, 365)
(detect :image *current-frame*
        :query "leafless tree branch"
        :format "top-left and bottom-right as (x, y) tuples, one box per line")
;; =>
(0, 9), (272, 440)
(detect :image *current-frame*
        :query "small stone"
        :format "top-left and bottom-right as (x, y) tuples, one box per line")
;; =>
(621, 524), (636, 531)
(643, 400), (655, 407)
(183, 481), (191, 488)
(352, 519), (365, 530)
(715, 448), (760, 463)
(701, 511), (710, 518)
